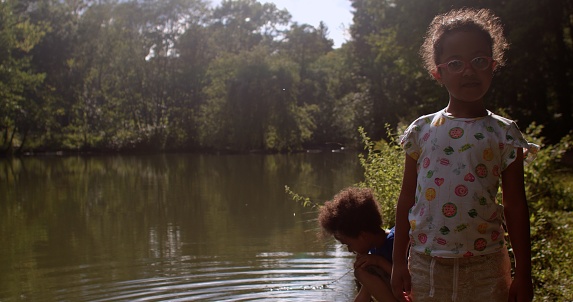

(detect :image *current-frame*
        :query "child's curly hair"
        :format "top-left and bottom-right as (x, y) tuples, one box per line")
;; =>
(318, 187), (383, 238)
(420, 8), (509, 76)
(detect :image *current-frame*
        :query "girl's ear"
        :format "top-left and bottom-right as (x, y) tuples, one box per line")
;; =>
(492, 61), (498, 71)
(431, 70), (442, 81)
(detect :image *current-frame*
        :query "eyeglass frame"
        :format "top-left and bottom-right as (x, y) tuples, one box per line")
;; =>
(435, 56), (495, 74)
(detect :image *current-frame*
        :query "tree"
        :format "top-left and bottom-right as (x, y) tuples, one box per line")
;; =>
(305, 46), (367, 146)
(493, 0), (573, 137)
(280, 22), (333, 79)
(209, 0), (291, 54)
(26, 0), (96, 150)
(0, 0), (48, 154)
(198, 47), (316, 151)
(168, 23), (213, 149)
(133, 0), (209, 150)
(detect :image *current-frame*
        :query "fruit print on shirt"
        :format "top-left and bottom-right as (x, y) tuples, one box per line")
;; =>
(449, 127), (464, 139)
(474, 238), (488, 251)
(442, 202), (457, 218)
(483, 148), (494, 161)
(400, 109), (533, 257)
(475, 164), (488, 178)
(458, 143), (473, 152)
(425, 188), (437, 201)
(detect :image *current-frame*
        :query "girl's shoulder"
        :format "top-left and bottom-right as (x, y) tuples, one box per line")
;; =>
(409, 110), (444, 126)
(487, 111), (516, 127)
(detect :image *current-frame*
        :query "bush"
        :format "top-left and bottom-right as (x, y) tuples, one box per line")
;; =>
(520, 123), (573, 301)
(355, 125), (403, 229)
(530, 211), (573, 301)
(522, 123), (573, 211)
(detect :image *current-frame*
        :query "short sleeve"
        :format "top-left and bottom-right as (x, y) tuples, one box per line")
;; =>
(400, 122), (422, 161)
(501, 122), (540, 170)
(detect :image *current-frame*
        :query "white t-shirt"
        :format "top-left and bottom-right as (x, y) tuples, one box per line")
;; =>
(401, 109), (535, 258)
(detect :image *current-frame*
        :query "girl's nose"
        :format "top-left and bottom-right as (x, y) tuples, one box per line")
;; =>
(462, 63), (477, 76)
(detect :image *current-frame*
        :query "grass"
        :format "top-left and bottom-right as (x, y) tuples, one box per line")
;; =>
(531, 171), (573, 301)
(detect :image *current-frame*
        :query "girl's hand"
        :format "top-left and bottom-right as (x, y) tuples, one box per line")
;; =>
(353, 254), (379, 269)
(391, 264), (412, 302)
(508, 274), (533, 301)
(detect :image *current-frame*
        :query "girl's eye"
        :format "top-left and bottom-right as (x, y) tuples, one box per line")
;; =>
(447, 60), (464, 71)
(472, 57), (489, 69)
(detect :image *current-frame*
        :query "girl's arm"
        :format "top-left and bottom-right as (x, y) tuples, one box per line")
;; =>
(354, 286), (372, 302)
(502, 148), (534, 301)
(355, 254), (392, 275)
(391, 155), (417, 302)
(354, 259), (398, 302)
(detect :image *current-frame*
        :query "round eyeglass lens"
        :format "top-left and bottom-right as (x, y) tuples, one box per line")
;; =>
(448, 60), (464, 73)
(471, 57), (490, 70)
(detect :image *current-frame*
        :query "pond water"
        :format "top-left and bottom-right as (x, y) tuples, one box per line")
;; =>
(0, 152), (364, 301)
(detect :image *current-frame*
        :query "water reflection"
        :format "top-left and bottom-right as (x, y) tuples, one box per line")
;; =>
(0, 153), (362, 301)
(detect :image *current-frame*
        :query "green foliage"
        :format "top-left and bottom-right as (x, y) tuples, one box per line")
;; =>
(519, 124), (573, 301)
(2, 0), (573, 155)
(522, 124), (573, 211)
(356, 126), (403, 228)
(530, 210), (573, 301)
(210, 0), (291, 54)
(302, 47), (367, 145)
(284, 185), (320, 209)
(0, 0), (48, 153)
(197, 45), (323, 152)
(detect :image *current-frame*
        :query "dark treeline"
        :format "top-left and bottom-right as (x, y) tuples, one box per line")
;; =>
(1, 0), (572, 155)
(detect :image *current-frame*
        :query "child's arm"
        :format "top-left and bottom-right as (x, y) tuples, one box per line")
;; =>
(355, 253), (392, 274)
(502, 148), (534, 301)
(391, 155), (417, 302)
(354, 255), (398, 302)
(354, 286), (372, 302)
(354, 268), (397, 302)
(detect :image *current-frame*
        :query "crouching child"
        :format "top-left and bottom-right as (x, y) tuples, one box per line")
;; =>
(319, 187), (398, 302)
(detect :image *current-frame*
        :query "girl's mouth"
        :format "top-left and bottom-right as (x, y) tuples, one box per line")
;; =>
(462, 82), (480, 87)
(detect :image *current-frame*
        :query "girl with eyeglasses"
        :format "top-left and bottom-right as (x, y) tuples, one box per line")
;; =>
(391, 8), (538, 302)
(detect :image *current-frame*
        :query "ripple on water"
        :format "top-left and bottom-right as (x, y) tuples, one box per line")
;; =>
(41, 252), (356, 301)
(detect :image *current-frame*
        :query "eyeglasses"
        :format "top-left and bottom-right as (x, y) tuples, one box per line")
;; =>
(436, 56), (494, 73)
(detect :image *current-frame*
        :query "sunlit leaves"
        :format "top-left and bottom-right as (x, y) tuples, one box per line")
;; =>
(210, 0), (290, 54)
(357, 125), (404, 228)
(0, 0), (48, 153)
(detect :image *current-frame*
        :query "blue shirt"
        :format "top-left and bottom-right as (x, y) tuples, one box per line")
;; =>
(368, 227), (394, 262)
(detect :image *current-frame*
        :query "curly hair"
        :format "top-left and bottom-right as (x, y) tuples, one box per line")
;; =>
(420, 8), (509, 76)
(318, 187), (384, 238)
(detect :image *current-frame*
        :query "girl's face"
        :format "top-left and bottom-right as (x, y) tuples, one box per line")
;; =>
(334, 232), (370, 255)
(434, 30), (495, 104)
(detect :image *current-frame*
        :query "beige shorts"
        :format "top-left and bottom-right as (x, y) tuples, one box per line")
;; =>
(408, 248), (512, 302)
